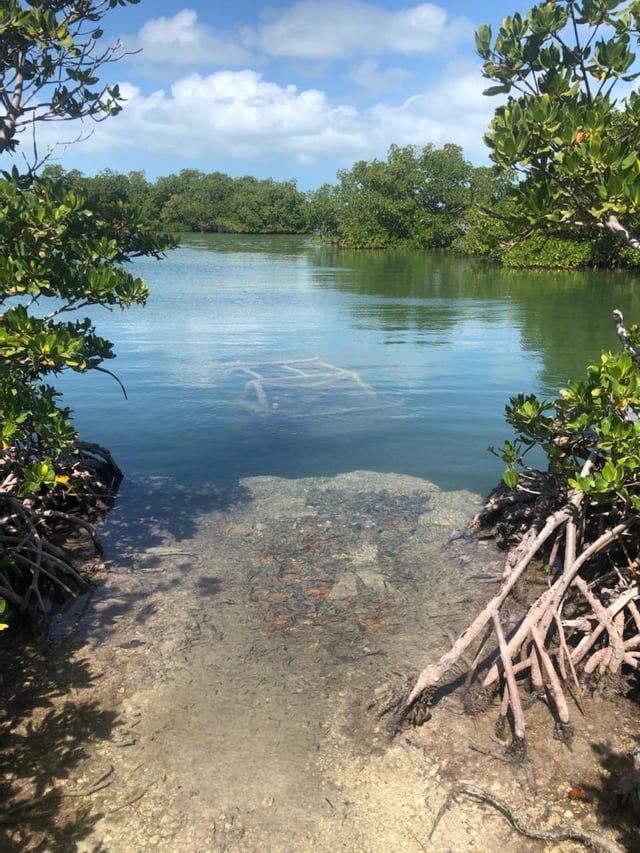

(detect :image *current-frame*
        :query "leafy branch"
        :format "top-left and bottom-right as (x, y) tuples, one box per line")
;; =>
(0, 0), (142, 162)
(475, 1), (640, 251)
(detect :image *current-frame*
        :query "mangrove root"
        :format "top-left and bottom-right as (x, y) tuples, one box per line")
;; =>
(386, 310), (640, 749)
(0, 441), (122, 628)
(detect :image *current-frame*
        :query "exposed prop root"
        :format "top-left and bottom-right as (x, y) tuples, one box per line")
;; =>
(373, 678), (433, 733)
(385, 308), (640, 749)
(429, 781), (625, 852)
(392, 497), (636, 745)
(0, 441), (122, 629)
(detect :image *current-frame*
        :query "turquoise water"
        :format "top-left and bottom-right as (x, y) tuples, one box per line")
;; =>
(57, 234), (640, 496)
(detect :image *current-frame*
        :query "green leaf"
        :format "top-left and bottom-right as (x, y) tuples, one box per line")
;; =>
(503, 467), (519, 489)
(475, 23), (492, 58)
(483, 84), (512, 96)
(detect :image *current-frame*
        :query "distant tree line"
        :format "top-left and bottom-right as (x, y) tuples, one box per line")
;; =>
(42, 165), (309, 235)
(45, 142), (640, 269)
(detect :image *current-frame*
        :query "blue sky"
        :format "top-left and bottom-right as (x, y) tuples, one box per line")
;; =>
(39, 0), (526, 189)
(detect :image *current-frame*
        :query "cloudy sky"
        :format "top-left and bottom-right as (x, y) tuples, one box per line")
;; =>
(37, 0), (524, 189)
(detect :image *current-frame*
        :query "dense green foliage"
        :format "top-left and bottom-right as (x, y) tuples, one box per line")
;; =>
(461, 190), (640, 267)
(331, 144), (476, 249)
(498, 339), (640, 495)
(0, 1), (172, 623)
(476, 0), (640, 260)
(45, 166), (310, 235)
(312, 144), (516, 250)
(53, 145), (512, 251)
(477, 2), (640, 488)
(0, 1), (172, 496)
(0, 171), (169, 493)
(467, 214), (640, 268)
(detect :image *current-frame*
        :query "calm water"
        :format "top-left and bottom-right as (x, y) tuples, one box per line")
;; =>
(57, 233), (640, 496)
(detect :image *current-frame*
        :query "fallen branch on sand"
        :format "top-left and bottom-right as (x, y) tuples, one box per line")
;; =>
(429, 781), (625, 853)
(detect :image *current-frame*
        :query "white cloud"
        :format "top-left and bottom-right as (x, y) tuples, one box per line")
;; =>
(72, 73), (361, 162)
(122, 3), (473, 71)
(247, 1), (473, 60)
(130, 9), (250, 67)
(349, 60), (413, 95)
(47, 62), (493, 174)
(368, 67), (495, 155)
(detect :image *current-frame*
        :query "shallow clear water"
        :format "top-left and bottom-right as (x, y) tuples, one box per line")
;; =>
(29, 237), (640, 852)
(57, 234), (640, 495)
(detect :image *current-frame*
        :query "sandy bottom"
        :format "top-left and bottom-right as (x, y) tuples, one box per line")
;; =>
(1, 471), (638, 852)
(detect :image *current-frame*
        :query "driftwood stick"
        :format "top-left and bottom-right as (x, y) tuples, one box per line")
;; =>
(564, 515), (577, 573)
(512, 655), (534, 677)
(429, 781), (626, 852)
(530, 622), (571, 728)
(497, 684), (511, 730)
(556, 626), (569, 683)
(529, 644), (544, 694)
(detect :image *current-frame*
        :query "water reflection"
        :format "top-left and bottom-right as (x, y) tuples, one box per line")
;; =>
(305, 242), (640, 393)
(179, 232), (316, 256)
(56, 234), (640, 495)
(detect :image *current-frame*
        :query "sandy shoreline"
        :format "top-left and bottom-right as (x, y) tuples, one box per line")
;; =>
(1, 472), (637, 851)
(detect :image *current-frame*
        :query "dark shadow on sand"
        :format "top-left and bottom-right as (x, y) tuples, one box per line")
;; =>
(0, 635), (115, 851)
(0, 474), (252, 851)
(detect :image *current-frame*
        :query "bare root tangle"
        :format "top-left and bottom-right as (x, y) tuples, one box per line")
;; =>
(380, 310), (640, 745)
(394, 465), (596, 723)
(391, 499), (635, 744)
(0, 441), (122, 628)
(386, 431), (640, 748)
